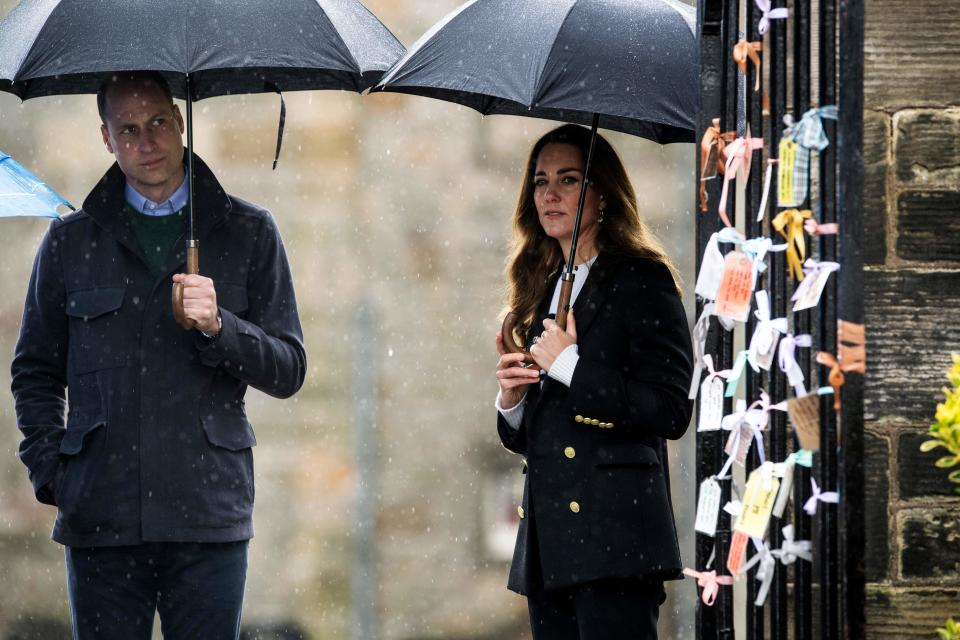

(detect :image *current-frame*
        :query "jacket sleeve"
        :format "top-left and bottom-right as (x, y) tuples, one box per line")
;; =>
(197, 212), (306, 399)
(497, 411), (527, 455)
(568, 268), (694, 440)
(10, 223), (68, 505)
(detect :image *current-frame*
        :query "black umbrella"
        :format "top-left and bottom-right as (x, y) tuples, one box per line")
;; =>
(0, 0), (405, 328)
(375, 0), (698, 358)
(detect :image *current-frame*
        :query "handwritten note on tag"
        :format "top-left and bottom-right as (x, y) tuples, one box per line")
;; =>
(716, 252), (754, 323)
(696, 233), (725, 300)
(695, 478), (723, 537)
(788, 394), (821, 451)
(735, 467), (780, 539)
(698, 377), (725, 432)
(792, 266), (832, 311)
(777, 138), (799, 207)
(727, 530), (750, 577)
(724, 422), (754, 466)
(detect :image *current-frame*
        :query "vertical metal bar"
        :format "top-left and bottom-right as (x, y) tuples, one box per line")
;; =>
(696, 1), (736, 637)
(352, 301), (379, 640)
(837, 0), (866, 635)
(744, 0), (765, 636)
(817, 0), (840, 635)
(765, 0), (790, 637)
(790, 2), (814, 639)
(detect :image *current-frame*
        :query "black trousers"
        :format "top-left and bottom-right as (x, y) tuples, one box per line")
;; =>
(527, 578), (663, 640)
(65, 541), (248, 640)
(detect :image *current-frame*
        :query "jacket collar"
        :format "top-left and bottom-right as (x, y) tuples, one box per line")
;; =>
(82, 150), (233, 262)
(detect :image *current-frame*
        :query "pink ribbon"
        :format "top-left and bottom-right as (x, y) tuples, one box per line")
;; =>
(804, 218), (839, 236)
(683, 568), (735, 606)
(755, 0), (789, 35)
(803, 478), (840, 515)
(717, 135), (764, 231)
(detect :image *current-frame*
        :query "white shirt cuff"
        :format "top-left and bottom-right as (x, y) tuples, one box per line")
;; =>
(496, 391), (526, 430)
(547, 344), (579, 387)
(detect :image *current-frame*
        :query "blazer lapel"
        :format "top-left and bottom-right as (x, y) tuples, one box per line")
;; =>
(570, 254), (614, 342)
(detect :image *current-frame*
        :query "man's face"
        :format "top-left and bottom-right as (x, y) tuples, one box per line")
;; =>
(100, 80), (185, 202)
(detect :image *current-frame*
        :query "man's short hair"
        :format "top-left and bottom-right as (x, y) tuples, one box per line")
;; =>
(97, 71), (175, 123)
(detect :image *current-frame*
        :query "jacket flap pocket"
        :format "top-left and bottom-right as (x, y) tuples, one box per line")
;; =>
(201, 413), (257, 451)
(60, 419), (105, 455)
(66, 286), (125, 320)
(595, 442), (660, 467)
(217, 283), (248, 314)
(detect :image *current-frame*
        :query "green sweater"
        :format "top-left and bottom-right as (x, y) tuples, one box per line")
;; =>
(125, 203), (186, 277)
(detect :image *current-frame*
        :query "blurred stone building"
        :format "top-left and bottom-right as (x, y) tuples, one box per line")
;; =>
(0, 1), (696, 638)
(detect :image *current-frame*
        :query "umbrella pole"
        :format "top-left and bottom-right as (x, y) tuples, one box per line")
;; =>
(173, 74), (199, 330)
(554, 113), (601, 331)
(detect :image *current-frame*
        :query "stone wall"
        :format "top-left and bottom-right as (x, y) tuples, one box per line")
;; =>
(862, 0), (960, 635)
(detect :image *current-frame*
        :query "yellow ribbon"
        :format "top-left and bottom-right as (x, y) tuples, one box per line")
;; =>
(772, 209), (812, 281)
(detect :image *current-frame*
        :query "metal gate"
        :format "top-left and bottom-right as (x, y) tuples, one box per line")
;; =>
(692, 0), (865, 637)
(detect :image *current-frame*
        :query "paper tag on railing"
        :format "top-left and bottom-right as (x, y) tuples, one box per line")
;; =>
(696, 233), (725, 301)
(772, 458), (796, 518)
(735, 465), (779, 539)
(695, 478), (723, 537)
(727, 530), (750, 577)
(716, 251), (755, 323)
(698, 377), (726, 432)
(787, 393), (821, 451)
(725, 422), (754, 466)
(778, 138), (799, 207)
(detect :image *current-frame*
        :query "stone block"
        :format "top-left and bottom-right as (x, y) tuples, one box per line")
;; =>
(894, 110), (960, 186)
(865, 0), (960, 111)
(864, 270), (960, 423)
(863, 110), (889, 265)
(864, 432), (890, 581)
(899, 432), (960, 499)
(896, 190), (960, 262)
(899, 509), (960, 580)
(866, 586), (960, 638)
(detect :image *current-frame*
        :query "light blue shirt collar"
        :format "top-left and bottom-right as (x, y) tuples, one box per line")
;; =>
(124, 172), (189, 217)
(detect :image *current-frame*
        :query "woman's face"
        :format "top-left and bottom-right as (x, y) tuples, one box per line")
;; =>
(532, 143), (603, 250)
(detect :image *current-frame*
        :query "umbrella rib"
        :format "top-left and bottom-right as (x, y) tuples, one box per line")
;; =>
(529, 0), (580, 109)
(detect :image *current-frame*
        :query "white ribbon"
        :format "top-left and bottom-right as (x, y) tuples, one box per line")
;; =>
(748, 291), (788, 372)
(755, 0), (789, 34)
(688, 303), (716, 398)
(757, 159), (777, 222)
(803, 478), (840, 515)
(746, 390), (789, 432)
(778, 333), (813, 396)
(741, 538), (777, 606)
(720, 398), (767, 471)
(772, 525), (813, 564)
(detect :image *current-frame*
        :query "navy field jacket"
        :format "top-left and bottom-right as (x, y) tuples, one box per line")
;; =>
(11, 153), (306, 547)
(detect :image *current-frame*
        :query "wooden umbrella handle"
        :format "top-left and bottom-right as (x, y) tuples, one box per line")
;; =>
(500, 312), (536, 366)
(172, 241), (199, 330)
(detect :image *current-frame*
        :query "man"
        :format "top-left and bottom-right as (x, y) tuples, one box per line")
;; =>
(11, 71), (306, 639)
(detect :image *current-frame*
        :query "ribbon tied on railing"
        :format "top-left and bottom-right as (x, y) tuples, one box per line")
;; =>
(772, 525), (813, 564)
(772, 208), (813, 281)
(733, 38), (763, 92)
(804, 218), (839, 236)
(683, 568), (735, 606)
(791, 105), (839, 151)
(718, 134), (764, 230)
(803, 477), (839, 515)
(700, 118), (736, 213)
(755, 0), (789, 34)
(716, 227), (788, 277)
(779, 332), (813, 395)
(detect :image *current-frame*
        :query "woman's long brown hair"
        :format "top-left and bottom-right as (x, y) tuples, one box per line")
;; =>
(502, 124), (682, 344)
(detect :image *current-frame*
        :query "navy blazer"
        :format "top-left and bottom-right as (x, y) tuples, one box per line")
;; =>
(497, 252), (693, 594)
(11, 153), (306, 547)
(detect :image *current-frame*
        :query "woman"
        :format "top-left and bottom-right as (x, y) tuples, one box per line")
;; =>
(495, 124), (693, 639)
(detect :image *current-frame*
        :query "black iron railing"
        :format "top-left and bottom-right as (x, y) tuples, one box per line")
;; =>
(693, 0), (865, 638)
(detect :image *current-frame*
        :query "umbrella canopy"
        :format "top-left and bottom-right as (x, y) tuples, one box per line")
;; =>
(0, 0), (405, 100)
(376, 0), (698, 144)
(0, 150), (72, 218)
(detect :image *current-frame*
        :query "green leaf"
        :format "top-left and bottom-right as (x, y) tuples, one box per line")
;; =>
(948, 469), (960, 483)
(921, 440), (945, 452)
(935, 455), (960, 468)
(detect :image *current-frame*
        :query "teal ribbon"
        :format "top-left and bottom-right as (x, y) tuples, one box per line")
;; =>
(725, 350), (750, 397)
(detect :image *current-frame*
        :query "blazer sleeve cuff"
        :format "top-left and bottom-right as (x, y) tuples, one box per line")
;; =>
(496, 391), (526, 430)
(547, 344), (579, 387)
